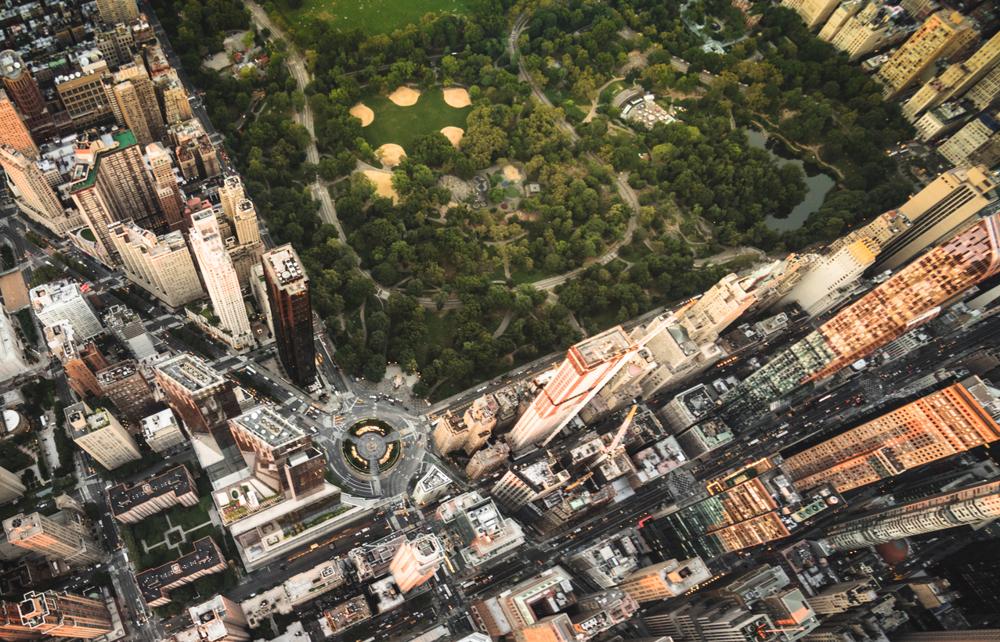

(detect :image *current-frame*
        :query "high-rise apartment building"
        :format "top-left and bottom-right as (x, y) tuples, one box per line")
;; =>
(137, 537), (227, 607)
(821, 0), (911, 61)
(939, 113), (999, 167)
(390, 534), (444, 592)
(782, 238), (879, 317)
(2, 511), (102, 567)
(55, 65), (113, 128)
(65, 401), (142, 470)
(96, 359), (155, 420)
(0, 91), (36, 158)
(114, 61), (164, 143)
(140, 408), (187, 453)
(466, 442), (511, 479)
(619, 558), (712, 603)
(146, 142), (184, 229)
(0, 465), (25, 504)
(966, 64), (1000, 110)
(69, 130), (163, 261)
(170, 595), (250, 642)
(261, 245), (316, 386)
(109, 221), (204, 308)
(783, 377), (1000, 493)
(110, 81), (152, 146)
(154, 353), (241, 436)
(876, 11), (978, 98)
(781, 0), (841, 29)
(156, 70), (193, 125)
(95, 0), (140, 25)
(229, 405), (327, 499)
(825, 479), (1000, 550)
(29, 280), (103, 340)
(44, 321), (110, 397)
(491, 459), (571, 511)
(729, 214), (1000, 413)
(95, 22), (136, 68)
(508, 326), (635, 451)
(109, 465), (198, 524)
(903, 30), (1000, 121)
(188, 206), (252, 347)
(0, 51), (46, 122)
(873, 166), (995, 272)
(0, 146), (77, 235)
(8, 591), (112, 640)
(807, 579), (879, 615)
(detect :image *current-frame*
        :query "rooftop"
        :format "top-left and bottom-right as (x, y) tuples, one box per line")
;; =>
(230, 405), (304, 448)
(570, 326), (633, 369)
(156, 353), (226, 393)
(29, 279), (82, 307)
(96, 360), (139, 384)
(68, 130), (139, 193)
(135, 537), (225, 604)
(262, 245), (308, 293)
(107, 465), (195, 517)
(64, 402), (115, 438)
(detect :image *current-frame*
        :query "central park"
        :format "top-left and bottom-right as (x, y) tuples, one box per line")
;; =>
(151, 0), (914, 399)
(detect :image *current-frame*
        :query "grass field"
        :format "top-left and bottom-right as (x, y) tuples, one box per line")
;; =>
(362, 90), (470, 150)
(282, 0), (475, 34)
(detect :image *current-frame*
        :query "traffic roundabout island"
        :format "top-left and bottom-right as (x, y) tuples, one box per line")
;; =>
(341, 418), (401, 476)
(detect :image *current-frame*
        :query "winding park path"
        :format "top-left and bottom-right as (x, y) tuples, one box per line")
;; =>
(246, 1), (347, 245)
(245, 5), (642, 309)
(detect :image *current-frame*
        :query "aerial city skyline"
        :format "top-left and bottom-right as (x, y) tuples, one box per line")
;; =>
(0, 0), (998, 640)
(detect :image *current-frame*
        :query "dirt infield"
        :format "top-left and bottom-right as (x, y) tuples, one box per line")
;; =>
(502, 164), (523, 181)
(440, 126), (464, 148)
(442, 87), (471, 108)
(387, 86), (421, 107)
(361, 170), (398, 203)
(376, 143), (407, 168)
(350, 103), (375, 127)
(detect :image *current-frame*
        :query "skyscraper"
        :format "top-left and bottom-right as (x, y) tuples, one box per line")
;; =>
(876, 11), (978, 98)
(390, 534), (444, 592)
(939, 113), (1000, 167)
(114, 61), (164, 143)
(783, 377), (1000, 494)
(729, 214), (1000, 412)
(0, 91), (36, 158)
(188, 206), (252, 347)
(619, 558), (712, 603)
(820, 0), (911, 61)
(8, 591), (112, 639)
(69, 130), (164, 261)
(0, 51), (46, 122)
(110, 81), (152, 146)
(154, 353), (241, 436)
(29, 280), (103, 341)
(825, 479), (1000, 551)
(65, 401), (142, 470)
(2, 511), (102, 567)
(109, 221), (204, 308)
(95, 0), (140, 25)
(871, 166), (995, 273)
(169, 595), (250, 642)
(0, 465), (25, 504)
(261, 245), (316, 386)
(156, 70), (193, 125)
(0, 146), (77, 236)
(44, 321), (110, 398)
(146, 142), (184, 229)
(508, 326), (635, 451)
(781, 0), (841, 29)
(903, 30), (1000, 121)
(228, 405), (327, 499)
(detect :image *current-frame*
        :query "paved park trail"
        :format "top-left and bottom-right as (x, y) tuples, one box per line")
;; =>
(246, 1), (347, 245)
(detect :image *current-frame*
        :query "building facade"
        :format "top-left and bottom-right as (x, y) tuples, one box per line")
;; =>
(65, 401), (142, 469)
(261, 245), (315, 387)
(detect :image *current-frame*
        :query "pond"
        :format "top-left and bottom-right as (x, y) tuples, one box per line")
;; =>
(745, 128), (836, 232)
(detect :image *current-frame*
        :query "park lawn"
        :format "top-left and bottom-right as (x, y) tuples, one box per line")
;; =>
(282, 0), (475, 34)
(362, 90), (470, 150)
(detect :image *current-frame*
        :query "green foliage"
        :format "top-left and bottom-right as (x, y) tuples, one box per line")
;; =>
(0, 244), (14, 270)
(14, 308), (38, 347)
(0, 441), (33, 472)
(29, 264), (65, 287)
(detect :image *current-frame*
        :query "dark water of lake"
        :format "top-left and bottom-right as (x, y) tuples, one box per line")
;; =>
(744, 128), (836, 232)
